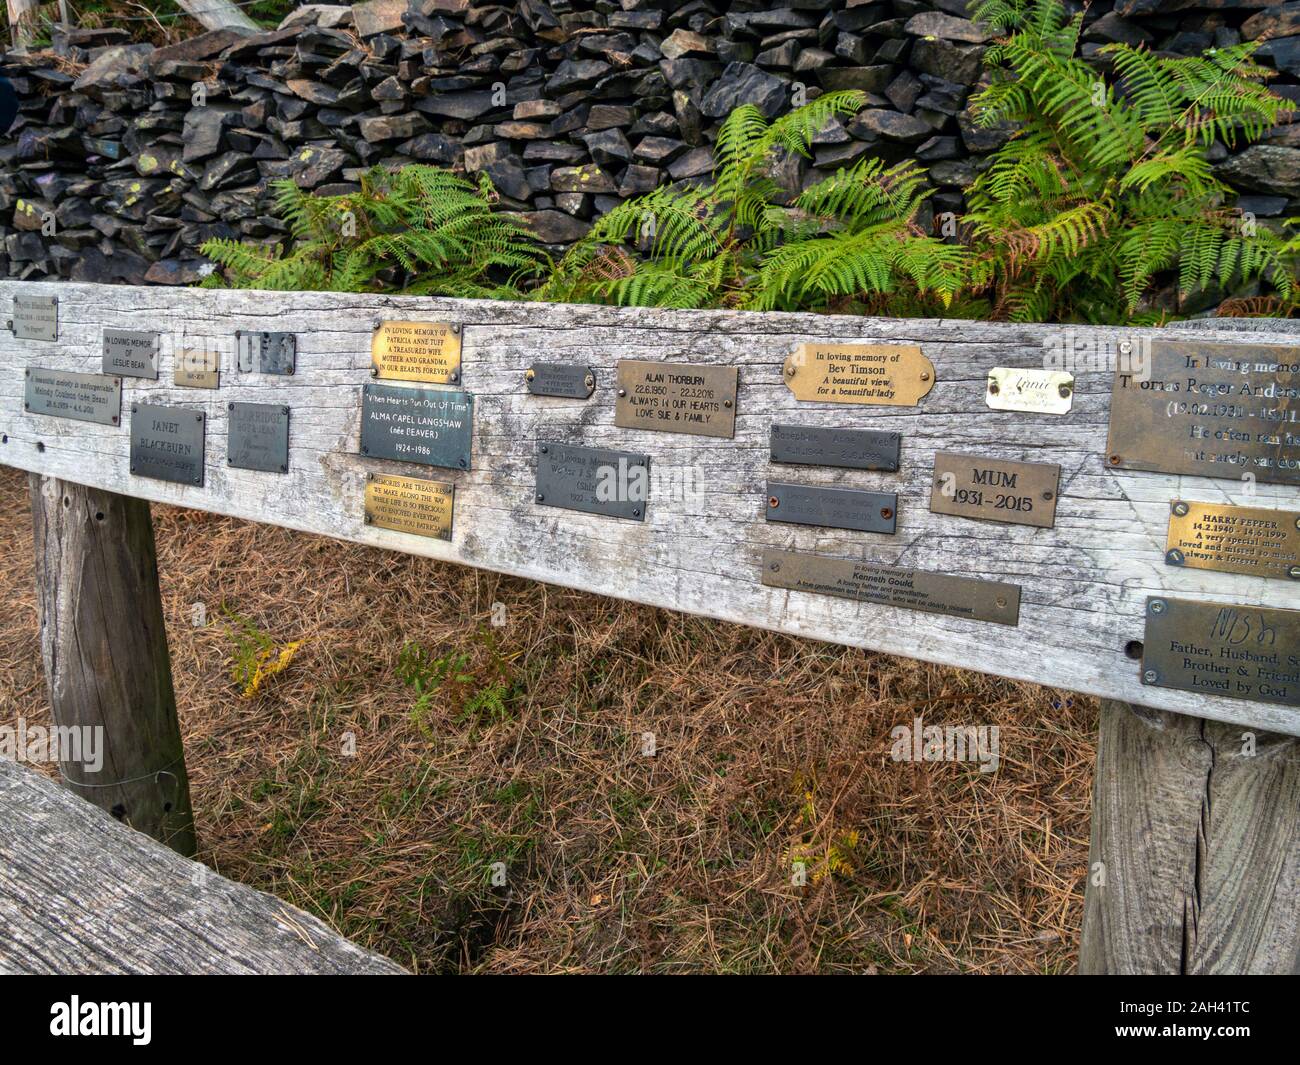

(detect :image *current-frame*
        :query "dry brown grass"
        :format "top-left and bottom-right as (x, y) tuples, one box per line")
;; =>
(0, 465), (1096, 973)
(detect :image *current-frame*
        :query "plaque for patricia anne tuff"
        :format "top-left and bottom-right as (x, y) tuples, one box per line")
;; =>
(783, 343), (934, 406)
(130, 403), (206, 486)
(1141, 596), (1299, 708)
(103, 329), (160, 380)
(228, 402), (290, 474)
(769, 424), (900, 471)
(614, 360), (737, 438)
(1106, 340), (1299, 485)
(536, 441), (649, 521)
(765, 482), (897, 534)
(364, 473), (454, 541)
(371, 320), (462, 383)
(360, 383), (473, 470)
(24, 368), (121, 426)
(929, 452), (1061, 529)
(1166, 500), (1300, 581)
(12, 293), (57, 341)
(986, 367), (1074, 415)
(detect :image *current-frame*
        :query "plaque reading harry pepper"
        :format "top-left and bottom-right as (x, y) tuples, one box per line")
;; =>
(24, 368), (121, 426)
(360, 383), (473, 470)
(1166, 500), (1300, 580)
(103, 329), (160, 380)
(371, 320), (462, 383)
(614, 360), (737, 438)
(130, 402), (205, 486)
(930, 452), (1060, 529)
(228, 402), (290, 473)
(783, 343), (934, 406)
(364, 473), (454, 541)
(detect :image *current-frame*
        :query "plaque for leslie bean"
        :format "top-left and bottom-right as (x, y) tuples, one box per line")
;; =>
(986, 367), (1074, 414)
(769, 424), (900, 472)
(24, 368), (122, 426)
(130, 402), (206, 486)
(1166, 500), (1300, 581)
(371, 320), (462, 384)
(360, 383), (473, 470)
(783, 343), (934, 406)
(526, 362), (595, 399)
(364, 473), (455, 541)
(228, 402), (290, 474)
(103, 329), (160, 380)
(930, 452), (1060, 529)
(614, 360), (737, 439)
(536, 441), (649, 521)
(12, 293), (57, 341)
(766, 482), (897, 534)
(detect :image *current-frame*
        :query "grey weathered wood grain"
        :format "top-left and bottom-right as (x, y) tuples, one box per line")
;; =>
(1080, 699), (1300, 974)
(0, 756), (406, 974)
(1, 281), (1297, 734)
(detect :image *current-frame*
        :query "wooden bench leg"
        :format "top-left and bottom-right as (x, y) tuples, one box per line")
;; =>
(1080, 698), (1300, 974)
(29, 474), (196, 857)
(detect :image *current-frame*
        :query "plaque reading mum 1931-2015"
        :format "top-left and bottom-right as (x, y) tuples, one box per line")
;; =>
(766, 482), (897, 534)
(769, 424), (900, 471)
(929, 452), (1061, 529)
(1106, 339), (1298, 485)
(783, 343), (935, 406)
(1166, 500), (1300, 581)
(12, 293), (57, 341)
(762, 548), (1021, 626)
(130, 402), (206, 486)
(371, 320), (462, 383)
(24, 368), (121, 426)
(1141, 596), (1299, 708)
(364, 473), (455, 541)
(360, 382), (473, 470)
(103, 329), (160, 380)
(536, 441), (649, 521)
(228, 402), (290, 474)
(614, 359), (737, 438)
(526, 362), (596, 399)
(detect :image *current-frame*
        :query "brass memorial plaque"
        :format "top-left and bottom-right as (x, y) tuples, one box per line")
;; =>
(1166, 500), (1300, 581)
(783, 343), (934, 406)
(175, 348), (220, 389)
(364, 473), (454, 541)
(763, 549), (1020, 626)
(986, 367), (1074, 415)
(929, 452), (1060, 529)
(614, 359), (737, 438)
(1106, 340), (1299, 485)
(371, 320), (463, 384)
(1142, 596), (1299, 707)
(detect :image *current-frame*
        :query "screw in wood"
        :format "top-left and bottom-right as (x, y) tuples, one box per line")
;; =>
(785, 365), (796, 377)
(880, 507), (893, 520)
(996, 596), (1007, 609)
(987, 381), (999, 395)
(1143, 669), (1158, 684)
(525, 369), (535, 381)
(632, 508), (641, 518)
(1172, 501), (1189, 517)
(1058, 383), (1071, 398)
(540, 445), (548, 454)
(768, 496), (779, 509)
(1108, 454), (1121, 465)
(1166, 549), (1185, 565)
(618, 388), (627, 397)
(1150, 600), (1166, 615)
(536, 494), (544, 502)
(723, 399), (732, 409)
(1288, 565), (1300, 580)
(920, 371), (931, 381)
(1042, 491), (1053, 501)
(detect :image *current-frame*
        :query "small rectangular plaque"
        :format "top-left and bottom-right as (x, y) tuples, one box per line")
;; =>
(929, 452), (1060, 529)
(762, 549), (1021, 626)
(236, 330), (296, 375)
(103, 329), (160, 380)
(13, 293), (57, 341)
(1166, 500), (1300, 581)
(769, 424), (900, 471)
(175, 348), (220, 389)
(130, 402), (206, 486)
(24, 368), (121, 426)
(614, 359), (737, 438)
(526, 362), (595, 399)
(1106, 340), (1299, 486)
(986, 367), (1074, 414)
(360, 383), (473, 470)
(228, 402), (290, 474)
(766, 481), (896, 534)
(1142, 596), (1299, 707)
(371, 320), (462, 383)
(783, 343), (934, 406)
(536, 442), (648, 521)
(364, 473), (454, 541)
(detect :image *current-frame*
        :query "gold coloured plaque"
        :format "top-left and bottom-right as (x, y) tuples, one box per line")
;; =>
(364, 473), (454, 540)
(986, 367), (1074, 414)
(614, 359), (738, 438)
(783, 343), (935, 406)
(371, 320), (463, 383)
(175, 348), (220, 389)
(930, 452), (1061, 529)
(1166, 500), (1300, 581)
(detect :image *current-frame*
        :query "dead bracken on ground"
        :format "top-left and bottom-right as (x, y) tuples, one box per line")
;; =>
(0, 465), (1094, 973)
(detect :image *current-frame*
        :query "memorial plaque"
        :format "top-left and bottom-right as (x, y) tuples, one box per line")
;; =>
(228, 402), (290, 474)
(614, 359), (737, 439)
(783, 343), (934, 406)
(371, 320), (462, 383)
(762, 549), (1021, 626)
(526, 362), (595, 399)
(766, 481), (897, 534)
(1106, 339), (1299, 485)
(130, 402), (206, 486)
(12, 293), (57, 341)
(1141, 596), (1299, 708)
(536, 442), (649, 521)
(986, 367), (1074, 415)
(360, 382), (473, 470)
(236, 330), (296, 375)
(364, 473), (454, 541)
(1165, 500), (1300, 581)
(929, 452), (1060, 529)
(175, 348), (220, 389)
(103, 328), (160, 380)
(24, 368), (121, 426)
(769, 424), (900, 471)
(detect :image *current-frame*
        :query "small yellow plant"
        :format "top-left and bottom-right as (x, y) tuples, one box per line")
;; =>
(221, 607), (302, 699)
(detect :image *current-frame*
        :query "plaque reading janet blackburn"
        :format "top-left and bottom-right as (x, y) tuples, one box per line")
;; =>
(766, 482), (897, 534)
(12, 293), (57, 341)
(103, 329), (160, 380)
(769, 424), (900, 471)
(1166, 500), (1300, 581)
(24, 368), (121, 426)
(526, 362), (595, 399)
(536, 442), (649, 521)
(762, 549), (1021, 626)
(130, 403), (206, 486)
(1141, 596), (1299, 708)
(371, 320), (462, 383)
(1106, 340), (1299, 485)
(228, 402), (290, 474)
(364, 473), (454, 540)
(929, 452), (1060, 529)
(783, 343), (934, 406)
(360, 383), (473, 470)
(614, 359), (737, 438)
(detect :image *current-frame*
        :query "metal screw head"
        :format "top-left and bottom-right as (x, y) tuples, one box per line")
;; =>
(1041, 490), (1054, 501)
(364, 513), (372, 525)
(450, 371), (459, 383)
(995, 596), (1007, 609)
(536, 493), (544, 503)
(723, 399), (732, 409)
(228, 403), (234, 411)
(1166, 549), (1185, 565)
(1058, 383), (1071, 398)
(785, 364), (796, 377)
(987, 380), (999, 395)
(1143, 669), (1158, 684)
(459, 457), (467, 468)
(525, 369), (535, 381)
(920, 371), (931, 382)
(1172, 501), (1189, 517)
(1150, 599), (1166, 614)
(1288, 565), (1300, 580)
(370, 367), (379, 377)
(450, 324), (461, 335)
(880, 506), (893, 520)
(632, 508), (641, 518)
(540, 445), (548, 453)
(769, 562), (781, 572)
(1108, 454), (1121, 466)
(618, 388), (627, 397)
(768, 495), (779, 509)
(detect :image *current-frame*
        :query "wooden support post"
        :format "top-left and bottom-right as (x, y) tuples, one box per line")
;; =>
(1080, 699), (1300, 974)
(29, 475), (196, 857)
(6, 0), (39, 49)
(175, 0), (259, 32)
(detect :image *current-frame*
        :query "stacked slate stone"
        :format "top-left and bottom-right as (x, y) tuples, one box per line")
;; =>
(0, 0), (1297, 285)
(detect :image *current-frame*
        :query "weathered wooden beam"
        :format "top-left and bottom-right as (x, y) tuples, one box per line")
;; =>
(175, 0), (258, 32)
(1080, 699), (1300, 974)
(29, 473), (196, 856)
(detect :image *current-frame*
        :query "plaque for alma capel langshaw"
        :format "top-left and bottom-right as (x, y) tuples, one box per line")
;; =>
(360, 382), (473, 470)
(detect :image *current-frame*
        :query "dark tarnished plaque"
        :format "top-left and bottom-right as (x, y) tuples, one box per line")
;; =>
(130, 402), (206, 486)
(1106, 339), (1299, 485)
(614, 359), (737, 438)
(12, 293), (57, 341)
(364, 473), (454, 540)
(1166, 500), (1300, 581)
(371, 320), (462, 383)
(769, 424), (900, 471)
(766, 481), (897, 534)
(1142, 596), (1299, 707)
(526, 362), (595, 399)
(360, 382), (473, 470)
(228, 402), (290, 474)
(536, 441), (649, 521)
(24, 368), (121, 426)
(930, 452), (1060, 529)
(783, 343), (934, 406)
(103, 329), (160, 380)
(236, 331), (296, 375)
(762, 549), (1021, 626)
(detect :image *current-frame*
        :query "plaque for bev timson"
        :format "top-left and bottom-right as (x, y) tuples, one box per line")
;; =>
(130, 403), (206, 486)
(536, 441), (649, 520)
(24, 368), (121, 426)
(766, 482), (897, 534)
(12, 293), (57, 341)
(614, 359), (737, 438)
(1141, 596), (1299, 707)
(769, 424), (900, 471)
(762, 549), (1021, 626)
(371, 320), (462, 383)
(1106, 340), (1299, 485)
(929, 452), (1060, 529)
(360, 383), (473, 470)
(364, 473), (454, 541)
(1165, 500), (1300, 581)
(228, 402), (290, 474)
(783, 343), (934, 406)
(103, 329), (160, 380)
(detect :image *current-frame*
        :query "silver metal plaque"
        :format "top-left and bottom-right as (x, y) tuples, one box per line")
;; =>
(526, 362), (595, 399)
(228, 402), (290, 474)
(12, 293), (57, 341)
(103, 329), (160, 380)
(24, 368), (121, 426)
(130, 402), (206, 486)
(236, 330), (297, 375)
(769, 424), (900, 471)
(536, 442), (649, 521)
(765, 481), (897, 534)
(986, 367), (1074, 414)
(360, 383), (473, 470)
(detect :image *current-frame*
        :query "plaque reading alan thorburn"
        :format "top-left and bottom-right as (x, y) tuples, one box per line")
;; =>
(130, 403), (206, 486)
(372, 320), (462, 383)
(929, 452), (1060, 529)
(24, 368), (121, 426)
(1166, 500), (1300, 581)
(364, 473), (454, 540)
(614, 360), (737, 438)
(360, 383), (473, 470)
(228, 402), (290, 474)
(536, 442), (649, 520)
(103, 329), (160, 380)
(783, 343), (935, 406)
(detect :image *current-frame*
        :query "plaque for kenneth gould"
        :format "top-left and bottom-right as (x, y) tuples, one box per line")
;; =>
(228, 402), (290, 474)
(103, 329), (160, 380)
(614, 359), (737, 438)
(24, 368), (121, 426)
(360, 383), (473, 470)
(130, 403), (206, 486)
